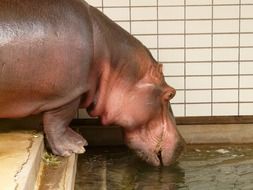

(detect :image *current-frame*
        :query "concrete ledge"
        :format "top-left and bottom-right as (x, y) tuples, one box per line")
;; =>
(0, 131), (44, 190)
(35, 154), (78, 190)
(178, 124), (253, 144)
(78, 124), (253, 145)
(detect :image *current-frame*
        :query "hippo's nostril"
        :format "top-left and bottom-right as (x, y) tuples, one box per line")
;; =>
(157, 150), (163, 166)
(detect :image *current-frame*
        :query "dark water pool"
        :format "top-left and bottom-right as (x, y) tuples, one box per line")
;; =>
(75, 145), (253, 190)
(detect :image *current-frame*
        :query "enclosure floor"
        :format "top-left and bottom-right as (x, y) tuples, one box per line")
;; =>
(0, 131), (43, 190)
(75, 145), (253, 190)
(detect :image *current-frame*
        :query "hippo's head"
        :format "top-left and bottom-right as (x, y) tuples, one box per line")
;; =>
(114, 63), (184, 166)
(87, 49), (184, 166)
(122, 82), (184, 166)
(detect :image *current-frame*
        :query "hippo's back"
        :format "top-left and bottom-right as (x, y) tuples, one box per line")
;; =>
(0, 0), (93, 118)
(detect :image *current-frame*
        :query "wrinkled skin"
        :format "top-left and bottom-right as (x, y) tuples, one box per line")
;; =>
(0, 0), (184, 166)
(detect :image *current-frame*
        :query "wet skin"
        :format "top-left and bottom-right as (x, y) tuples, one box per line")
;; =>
(0, 0), (184, 166)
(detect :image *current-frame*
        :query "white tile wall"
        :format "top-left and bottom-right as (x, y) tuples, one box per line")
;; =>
(83, 0), (253, 117)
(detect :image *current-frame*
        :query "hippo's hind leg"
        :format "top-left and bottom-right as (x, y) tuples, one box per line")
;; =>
(43, 98), (87, 156)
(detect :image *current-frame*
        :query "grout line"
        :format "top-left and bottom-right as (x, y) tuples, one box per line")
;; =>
(147, 46), (253, 50)
(170, 87), (253, 91)
(131, 32), (253, 36)
(171, 101), (253, 105)
(164, 74), (253, 77)
(211, 0), (214, 116)
(156, 0), (159, 61)
(129, 0), (131, 34)
(184, 0), (187, 117)
(160, 60), (253, 63)
(91, 4), (253, 8)
(238, 0), (242, 116)
(112, 17), (253, 22)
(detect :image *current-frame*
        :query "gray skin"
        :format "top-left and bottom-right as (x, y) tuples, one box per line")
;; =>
(0, 0), (184, 166)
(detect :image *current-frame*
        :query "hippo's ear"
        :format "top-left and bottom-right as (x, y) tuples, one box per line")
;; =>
(163, 85), (176, 101)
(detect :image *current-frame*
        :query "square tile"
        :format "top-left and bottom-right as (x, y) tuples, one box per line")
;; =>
(163, 63), (185, 76)
(165, 77), (185, 90)
(213, 89), (238, 102)
(241, 5), (253, 18)
(240, 89), (253, 102)
(213, 48), (238, 61)
(213, 103), (238, 116)
(186, 0), (211, 5)
(158, 7), (184, 20)
(240, 48), (253, 60)
(159, 49), (184, 62)
(103, 0), (129, 7)
(131, 7), (157, 20)
(213, 0), (239, 4)
(241, 0), (253, 3)
(241, 34), (253, 46)
(241, 20), (253, 32)
(213, 20), (239, 33)
(186, 6), (212, 19)
(186, 76), (211, 89)
(213, 62), (238, 75)
(240, 76), (253, 88)
(186, 35), (211, 47)
(159, 35), (184, 48)
(213, 34), (239, 47)
(159, 21), (184, 34)
(186, 20), (212, 33)
(85, 0), (102, 7)
(213, 6), (239, 19)
(240, 62), (253, 74)
(104, 8), (129, 20)
(131, 21), (157, 34)
(186, 62), (211, 75)
(186, 90), (211, 103)
(171, 104), (185, 117)
(213, 76), (239, 89)
(186, 49), (211, 62)
(171, 90), (185, 104)
(240, 103), (253, 115)
(131, 0), (157, 6)
(186, 104), (212, 116)
(158, 0), (184, 6)
(135, 35), (157, 48)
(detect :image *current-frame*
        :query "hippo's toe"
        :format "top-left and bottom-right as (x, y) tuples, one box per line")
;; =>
(46, 127), (88, 157)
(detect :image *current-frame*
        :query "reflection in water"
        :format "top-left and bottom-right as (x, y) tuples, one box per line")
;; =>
(75, 145), (253, 190)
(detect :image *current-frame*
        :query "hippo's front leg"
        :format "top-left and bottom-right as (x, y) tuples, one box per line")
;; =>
(43, 98), (87, 156)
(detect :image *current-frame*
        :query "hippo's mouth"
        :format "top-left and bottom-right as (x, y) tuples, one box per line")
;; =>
(135, 149), (164, 166)
(157, 150), (163, 165)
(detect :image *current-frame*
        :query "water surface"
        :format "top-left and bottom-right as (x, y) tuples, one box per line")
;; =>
(75, 145), (253, 190)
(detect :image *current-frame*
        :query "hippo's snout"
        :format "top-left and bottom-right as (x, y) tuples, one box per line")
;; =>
(125, 126), (185, 167)
(160, 135), (185, 166)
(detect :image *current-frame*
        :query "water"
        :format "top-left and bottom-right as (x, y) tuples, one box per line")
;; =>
(75, 145), (253, 190)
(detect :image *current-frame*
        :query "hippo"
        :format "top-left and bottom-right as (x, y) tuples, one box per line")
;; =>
(0, 0), (184, 166)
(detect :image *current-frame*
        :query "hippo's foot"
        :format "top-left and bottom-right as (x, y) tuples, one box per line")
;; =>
(46, 127), (88, 157)
(42, 98), (88, 157)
